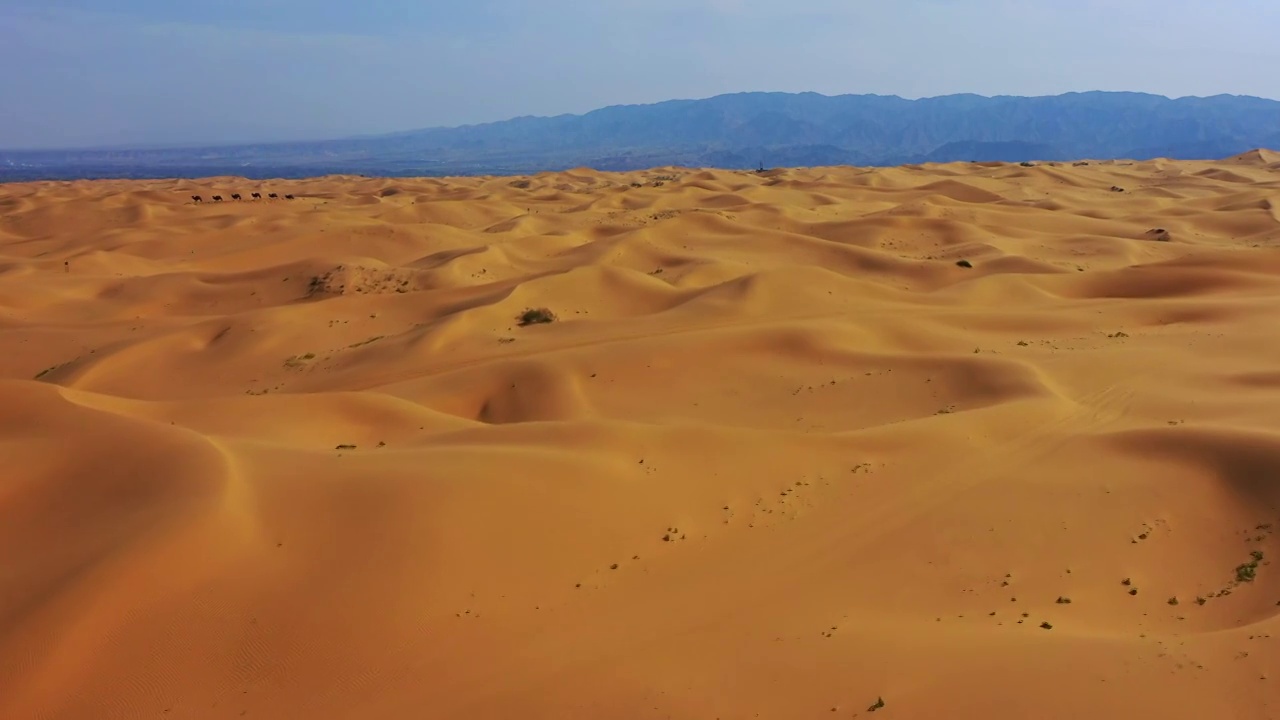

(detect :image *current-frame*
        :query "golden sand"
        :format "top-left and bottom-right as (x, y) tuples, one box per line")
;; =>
(2, 154), (1280, 718)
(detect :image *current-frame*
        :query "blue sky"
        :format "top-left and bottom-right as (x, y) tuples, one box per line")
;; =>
(3, 0), (1279, 149)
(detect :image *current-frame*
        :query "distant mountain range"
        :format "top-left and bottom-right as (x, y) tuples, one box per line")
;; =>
(4, 91), (1279, 181)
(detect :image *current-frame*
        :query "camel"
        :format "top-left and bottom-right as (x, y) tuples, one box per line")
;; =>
(268, 193), (279, 199)
(251, 192), (262, 200)
(284, 194), (294, 200)
(212, 195), (224, 202)
(231, 193), (243, 201)
(191, 195), (203, 203)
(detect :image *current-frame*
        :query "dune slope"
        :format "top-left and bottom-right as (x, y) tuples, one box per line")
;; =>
(2, 159), (1280, 719)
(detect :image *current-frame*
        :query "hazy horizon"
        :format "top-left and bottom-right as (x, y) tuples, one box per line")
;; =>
(9, 89), (1276, 154)
(4, 1), (1280, 151)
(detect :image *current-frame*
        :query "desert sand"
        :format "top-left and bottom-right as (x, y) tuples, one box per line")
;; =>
(2, 153), (1280, 719)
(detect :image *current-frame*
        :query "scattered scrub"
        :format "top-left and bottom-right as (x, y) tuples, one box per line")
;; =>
(34, 362), (69, 380)
(284, 352), (316, 368)
(1236, 550), (1264, 583)
(517, 308), (557, 326)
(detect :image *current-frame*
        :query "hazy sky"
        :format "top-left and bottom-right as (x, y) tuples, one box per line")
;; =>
(3, 0), (1279, 149)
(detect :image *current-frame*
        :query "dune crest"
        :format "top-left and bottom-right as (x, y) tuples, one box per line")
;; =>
(3, 159), (1280, 719)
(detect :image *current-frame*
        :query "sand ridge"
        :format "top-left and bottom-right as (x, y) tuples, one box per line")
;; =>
(2, 155), (1280, 718)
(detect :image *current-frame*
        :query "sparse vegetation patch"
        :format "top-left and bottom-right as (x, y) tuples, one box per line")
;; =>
(517, 308), (557, 326)
(285, 352), (317, 368)
(1236, 550), (1264, 583)
(34, 360), (72, 380)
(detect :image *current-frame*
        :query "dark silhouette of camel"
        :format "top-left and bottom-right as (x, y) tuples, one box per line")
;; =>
(191, 195), (203, 203)
(268, 193), (279, 199)
(251, 192), (262, 200)
(284, 194), (294, 200)
(212, 195), (224, 202)
(231, 193), (243, 201)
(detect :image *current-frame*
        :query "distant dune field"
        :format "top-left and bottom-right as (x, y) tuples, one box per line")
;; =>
(2, 152), (1280, 719)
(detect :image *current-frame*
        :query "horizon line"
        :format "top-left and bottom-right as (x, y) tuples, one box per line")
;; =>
(3, 89), (1276, 155)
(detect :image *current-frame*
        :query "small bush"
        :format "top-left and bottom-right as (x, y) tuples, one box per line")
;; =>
(1236, 550), (1265, 583)
(517, 308), (557, 326)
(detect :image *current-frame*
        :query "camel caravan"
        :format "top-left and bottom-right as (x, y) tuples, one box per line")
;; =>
(190, 192), (295, 204)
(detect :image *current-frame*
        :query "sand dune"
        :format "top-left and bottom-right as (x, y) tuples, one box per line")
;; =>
(2, 158), (1280, 719)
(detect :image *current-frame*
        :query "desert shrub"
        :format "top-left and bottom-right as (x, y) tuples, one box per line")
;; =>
(517, 308), (557, 326)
